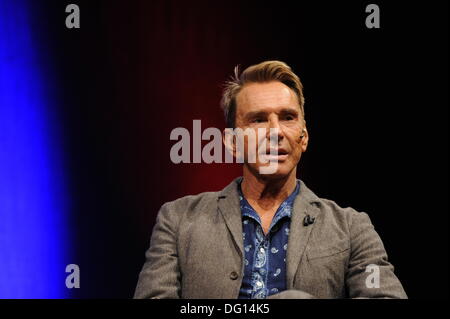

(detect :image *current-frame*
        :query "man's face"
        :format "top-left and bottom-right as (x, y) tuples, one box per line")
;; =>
(233, 81), (308, 179)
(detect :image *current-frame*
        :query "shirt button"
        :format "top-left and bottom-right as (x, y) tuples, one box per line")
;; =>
(260, 247), (265, 253)
(229, 271), (239, 280)
(256, 281), (263, 287)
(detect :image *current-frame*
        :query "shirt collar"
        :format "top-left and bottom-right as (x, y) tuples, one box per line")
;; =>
(238, 180), (300, 225)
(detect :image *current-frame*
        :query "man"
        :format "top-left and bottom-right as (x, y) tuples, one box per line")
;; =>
(134, 61), (407, 299)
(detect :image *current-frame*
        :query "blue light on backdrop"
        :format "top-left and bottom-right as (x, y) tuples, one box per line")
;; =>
(0, 0), (70, 298)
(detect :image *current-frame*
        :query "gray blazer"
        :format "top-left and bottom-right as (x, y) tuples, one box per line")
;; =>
(134, 177), (407, 299)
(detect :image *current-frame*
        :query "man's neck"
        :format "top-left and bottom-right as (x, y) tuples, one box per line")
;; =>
(241, 166), (297, 211)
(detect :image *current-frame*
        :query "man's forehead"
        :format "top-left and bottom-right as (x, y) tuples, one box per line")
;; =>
(236, 81), (299, 113)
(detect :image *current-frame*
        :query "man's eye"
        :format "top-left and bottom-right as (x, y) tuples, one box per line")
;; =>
(252, 118), (265, 123)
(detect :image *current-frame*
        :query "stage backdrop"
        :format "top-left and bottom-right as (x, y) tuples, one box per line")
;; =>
(0, 0), (447, 298)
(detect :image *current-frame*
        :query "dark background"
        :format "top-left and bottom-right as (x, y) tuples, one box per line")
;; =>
(32, 0), (448, 298)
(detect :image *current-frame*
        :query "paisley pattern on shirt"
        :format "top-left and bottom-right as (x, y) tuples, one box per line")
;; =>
(238, 180), (300, 299)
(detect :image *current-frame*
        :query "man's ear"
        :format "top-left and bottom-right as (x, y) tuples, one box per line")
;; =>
(301, 127), (309, 152)
(223, 128), (237, 159)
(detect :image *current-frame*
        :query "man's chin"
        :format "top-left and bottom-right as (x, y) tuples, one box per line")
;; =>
(251, 163), (295, 180)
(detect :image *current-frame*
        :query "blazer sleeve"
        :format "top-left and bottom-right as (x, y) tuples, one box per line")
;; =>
(345, 210), (408, 298)
(134, 202), (182, 299)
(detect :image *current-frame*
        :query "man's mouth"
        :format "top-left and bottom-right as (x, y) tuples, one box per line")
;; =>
(274, 149), (288, 155)
(259, 148), (289, 162)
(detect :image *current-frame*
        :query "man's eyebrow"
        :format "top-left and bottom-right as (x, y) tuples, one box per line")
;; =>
(278, 108), (300, 116)
(279, 108), (299, 115)
(244, 111), (267, 119)
(244, 108), (299, 119)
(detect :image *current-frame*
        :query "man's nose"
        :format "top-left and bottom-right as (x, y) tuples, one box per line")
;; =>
(267, 117), (285, 140)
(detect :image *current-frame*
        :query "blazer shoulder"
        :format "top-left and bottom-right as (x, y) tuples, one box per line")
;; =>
(156, 177), (241, 224)
(160, 190), (219, 216)
(319, 198), (364, 216)
(317, 197), (370, 231)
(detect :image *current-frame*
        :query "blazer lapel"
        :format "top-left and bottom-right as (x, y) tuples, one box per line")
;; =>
(286, 180), (321, 289)
(217, 177), (244, 258)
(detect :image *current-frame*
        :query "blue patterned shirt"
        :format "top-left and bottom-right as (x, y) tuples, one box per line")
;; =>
(238, 180), (300, 299)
